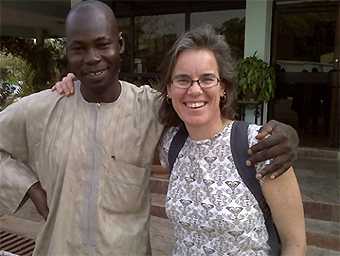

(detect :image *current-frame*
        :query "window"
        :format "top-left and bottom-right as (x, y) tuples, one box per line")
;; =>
(134, 14), (185, 74)
(191, 10), (246, 61)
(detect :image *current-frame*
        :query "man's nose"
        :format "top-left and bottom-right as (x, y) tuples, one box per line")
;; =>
(84, 48), (100, 64)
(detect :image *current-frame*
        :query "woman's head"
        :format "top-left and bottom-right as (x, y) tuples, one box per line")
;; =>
(159, 24), (237, 128)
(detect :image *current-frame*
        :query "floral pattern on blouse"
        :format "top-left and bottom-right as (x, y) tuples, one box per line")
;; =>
(159, 122), (271, 256)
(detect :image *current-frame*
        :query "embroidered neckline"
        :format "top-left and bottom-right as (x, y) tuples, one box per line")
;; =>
(188, 120), (234, 145)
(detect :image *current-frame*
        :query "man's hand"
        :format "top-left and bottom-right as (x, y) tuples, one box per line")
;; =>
(51, 73), (77, 96)
(247, 120), (299, 179)
(27, 182), (49, 220)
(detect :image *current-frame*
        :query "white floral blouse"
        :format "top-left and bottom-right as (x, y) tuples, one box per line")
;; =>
(159, 122), (271, 256)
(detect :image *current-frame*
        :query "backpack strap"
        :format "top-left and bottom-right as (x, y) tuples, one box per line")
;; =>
(230, 121), (281, 255)
(168, 126), (188, 173)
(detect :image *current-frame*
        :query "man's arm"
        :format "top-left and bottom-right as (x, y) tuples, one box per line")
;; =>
(52, 74), (299, 180)
(24, 182), (49, 220)
(0, 100), (48, 218)
(0, 150), (38, 214)
(247, 120), (299, 179)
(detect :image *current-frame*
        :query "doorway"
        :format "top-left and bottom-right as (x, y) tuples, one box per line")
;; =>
(271, 1), (340, 148)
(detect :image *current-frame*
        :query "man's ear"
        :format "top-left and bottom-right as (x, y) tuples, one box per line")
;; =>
(119, 32), (125, 54)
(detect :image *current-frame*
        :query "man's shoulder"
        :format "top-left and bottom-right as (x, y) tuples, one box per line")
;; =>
(121, 80), (160, 99)
(21, 89), (63, 102)
(16, 89), (65, 112)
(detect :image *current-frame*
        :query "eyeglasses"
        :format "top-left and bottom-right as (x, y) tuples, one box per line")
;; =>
(171, 75), (220, 89)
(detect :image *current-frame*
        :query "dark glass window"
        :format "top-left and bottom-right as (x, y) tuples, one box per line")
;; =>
(272, 3), (339, 148)
(117, 17), (131, 74)
(191, 10), (246, 61)
(135, 15), (185, 69)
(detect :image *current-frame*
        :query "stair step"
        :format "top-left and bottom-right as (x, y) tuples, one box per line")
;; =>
(304, 201), (340, 223)
(150, 194), (340, 251)
(150, 176), (340, 223)
(298, 147), (340, 160)
(150, 176), (169, 195)
(150, 216), (174, 256)
(306, 218), (340, 252)
(307, 246), (340, 256)
(151, 193), (167, 219)
(0, 216), (42, 240)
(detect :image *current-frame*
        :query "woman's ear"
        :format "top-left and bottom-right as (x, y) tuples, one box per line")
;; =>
(119, 32), (125, 54)
(219, 80), (227, 97)
(167, 84), (172, 98)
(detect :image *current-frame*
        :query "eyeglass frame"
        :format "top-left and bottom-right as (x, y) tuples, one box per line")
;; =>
(170, 74), (221, 89)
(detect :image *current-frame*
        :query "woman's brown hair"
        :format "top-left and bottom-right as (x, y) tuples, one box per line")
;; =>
(158, 24), (237, 127)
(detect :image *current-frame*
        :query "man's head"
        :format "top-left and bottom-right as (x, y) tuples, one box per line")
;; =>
(66, 0), (124, 95)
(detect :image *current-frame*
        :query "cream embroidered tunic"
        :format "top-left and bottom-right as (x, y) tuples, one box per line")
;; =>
(160, 123), (271, 256)
(0, 81), (163, 256)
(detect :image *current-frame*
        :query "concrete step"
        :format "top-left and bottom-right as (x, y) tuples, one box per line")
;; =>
(151, 193), (167, 219)
(304, 200), (340, 223)
(150, 176), (169, 195)
(150, 192), (340, 252)
(0, 216), (42, 240)
(150, 174), (340, 223)
(306, 218), (340, 252)
(150, 216), (174, 256)
(307, 246), (340, 256)
(298, 147), (340, 160)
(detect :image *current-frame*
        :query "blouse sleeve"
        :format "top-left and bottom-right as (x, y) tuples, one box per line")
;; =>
(158, 127), (179, 170)
(247, 124), (272, 173)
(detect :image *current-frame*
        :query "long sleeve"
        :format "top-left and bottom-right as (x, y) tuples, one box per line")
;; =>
(0, 99), (38, 215)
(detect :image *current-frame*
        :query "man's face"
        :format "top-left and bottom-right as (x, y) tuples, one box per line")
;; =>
(66, 11), (121, 93)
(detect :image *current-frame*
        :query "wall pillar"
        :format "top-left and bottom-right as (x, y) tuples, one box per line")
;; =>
(243, 0), (273, 124)
(71, 0), (82, 7)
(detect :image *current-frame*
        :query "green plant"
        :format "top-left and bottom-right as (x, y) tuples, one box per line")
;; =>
(1, 37), (66, 96)
(236, 53), (276, 102)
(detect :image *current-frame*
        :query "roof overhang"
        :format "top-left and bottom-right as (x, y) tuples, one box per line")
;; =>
(1, 0), (246, 38)
(1, 0), (70, 38)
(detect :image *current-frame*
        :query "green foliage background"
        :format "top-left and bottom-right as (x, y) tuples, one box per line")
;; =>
(236, 53), (276, 102)
(0, 37), (66, 109)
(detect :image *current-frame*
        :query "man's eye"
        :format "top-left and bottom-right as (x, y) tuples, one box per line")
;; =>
(71, 46), (83, 51)
(98, 43), (110, 49)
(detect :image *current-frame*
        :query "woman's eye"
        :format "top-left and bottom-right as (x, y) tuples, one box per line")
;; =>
(178, 79), (190, 84)
(202, 77), (214, 82)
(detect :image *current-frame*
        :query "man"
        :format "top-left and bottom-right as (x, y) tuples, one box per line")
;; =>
(0, 1), (298, 255)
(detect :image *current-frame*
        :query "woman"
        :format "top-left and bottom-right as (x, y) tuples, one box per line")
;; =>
(158, 25), (305, 256)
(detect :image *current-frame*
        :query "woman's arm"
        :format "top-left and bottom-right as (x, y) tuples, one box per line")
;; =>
(261, 167), (306, 256)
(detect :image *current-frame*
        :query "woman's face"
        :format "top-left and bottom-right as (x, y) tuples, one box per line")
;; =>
(167, 49), (225, 130)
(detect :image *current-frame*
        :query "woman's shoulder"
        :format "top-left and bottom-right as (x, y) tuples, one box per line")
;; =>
(158, 126), (180, 169)
(161, 126), (180, 150)
(247, 123), (262, 147)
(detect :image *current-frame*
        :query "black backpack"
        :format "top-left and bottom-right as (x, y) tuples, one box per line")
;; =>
(168, 121), (281, 255)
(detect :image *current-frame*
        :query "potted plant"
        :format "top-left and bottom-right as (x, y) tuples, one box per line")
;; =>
(236, 53), (276, 103)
